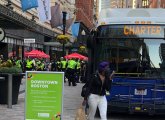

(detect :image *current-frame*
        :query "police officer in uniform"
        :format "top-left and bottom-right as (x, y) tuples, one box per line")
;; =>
(76, 59), (81, 83)
(60, 57), (67, 82)
(66, 58), (77, 86)
(36, 60), (42, 71)
(56, 59), (61, 71)
(60, 57), (67, 72)
(25, 58), (34, 71)
(15, 57), (23, 71)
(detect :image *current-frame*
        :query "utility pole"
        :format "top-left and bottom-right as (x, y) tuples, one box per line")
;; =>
(62, 11), (67, 57)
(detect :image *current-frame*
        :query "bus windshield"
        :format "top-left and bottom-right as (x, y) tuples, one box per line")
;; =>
(95, 24), (165, 78)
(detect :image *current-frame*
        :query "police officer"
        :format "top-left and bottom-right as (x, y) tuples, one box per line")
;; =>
(76, 59), (81, 83)
(56, 59), (61, 71)
(40, 60), (45, 71)
(51, 59), (57, 71)
(36, 59), (42, 71)
(60, 57), (67, 82)
(66, 58), (77, 86)
(25, 57), (34, 71)
(60, 57), (67, 72)
(15, 57), (23, 70)
(7, 56), (13, 66)
(0, 54), (4, 64)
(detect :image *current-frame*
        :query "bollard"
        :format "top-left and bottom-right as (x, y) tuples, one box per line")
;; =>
(8, 74), (12, 108)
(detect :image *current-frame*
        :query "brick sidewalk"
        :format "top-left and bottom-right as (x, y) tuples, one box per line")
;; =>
(0, 81), (84, 120)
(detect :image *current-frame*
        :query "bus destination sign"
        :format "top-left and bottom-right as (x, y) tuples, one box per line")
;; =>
(124, 25), (161, 36)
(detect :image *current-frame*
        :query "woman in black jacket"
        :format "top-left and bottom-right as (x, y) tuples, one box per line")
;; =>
(83, 61), (115, 120)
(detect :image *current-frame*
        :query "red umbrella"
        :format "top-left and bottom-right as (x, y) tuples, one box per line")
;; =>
(64, 53), (88, 60)
(41, 51), (50, 58)
(25, 50), (50, 59)
(25, 50), (40, 58)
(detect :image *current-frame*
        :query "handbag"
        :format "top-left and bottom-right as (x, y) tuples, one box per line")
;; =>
(75, 105), (87, 120)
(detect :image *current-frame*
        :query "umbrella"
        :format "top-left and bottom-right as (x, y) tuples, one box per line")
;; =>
(64, 53), (88, 60)
(25, 50), (40, 58)
(25, 50), (50, 58)
(41, 51), (50, 58)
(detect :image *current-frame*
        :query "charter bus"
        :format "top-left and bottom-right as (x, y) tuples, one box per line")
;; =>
(87, 9), (165, 115)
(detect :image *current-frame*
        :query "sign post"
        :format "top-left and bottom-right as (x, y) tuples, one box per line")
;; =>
(25, 71), (64, 120)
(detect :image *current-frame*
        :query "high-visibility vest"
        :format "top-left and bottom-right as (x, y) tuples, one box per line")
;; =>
(0, 59), (2, 64)
(16, 60), (21, 68)
(57, 61), (61, 68)
(67, 60), (77, 69)
(77, 61), (81, 69)
(41, 63), (45, 70)
(7, 59), (12, 64)
(36, 61), (42, 70)
(26, 60), (33, 68)
(61, 60), (67, 69)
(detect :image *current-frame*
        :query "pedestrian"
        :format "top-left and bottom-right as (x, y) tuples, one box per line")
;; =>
(25, 57), (34, 71)
(56, 58), (61, 71)
(75, 59), (81, 83)
(66, 58), (77, 86)
(51, 59), (57, 71)
(60, 57), (67, 82)
(15, 57), (23, 71)
(82, 61), (115, 120)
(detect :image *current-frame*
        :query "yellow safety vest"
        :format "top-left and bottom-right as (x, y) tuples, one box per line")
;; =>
(67, 60), (77, 69)
(26, 60), (33, 68)
(61, 60), (67, 69)
(77, 62), (81, 69)
(16, 60), (21, 68)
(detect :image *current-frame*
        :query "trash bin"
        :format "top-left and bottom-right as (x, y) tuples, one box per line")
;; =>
(0, 74), (23, 104)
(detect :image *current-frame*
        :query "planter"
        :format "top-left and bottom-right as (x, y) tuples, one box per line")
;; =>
(56, 34), (70, 44)
(0, 74), (23, 104)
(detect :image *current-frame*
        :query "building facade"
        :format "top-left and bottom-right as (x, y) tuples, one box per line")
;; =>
(149, 0), (165, 8)
(101, 0), (111, 9)
(97, 0), (165, 10)
(0, 0), (76, 60)
(75, 0), (94, 30)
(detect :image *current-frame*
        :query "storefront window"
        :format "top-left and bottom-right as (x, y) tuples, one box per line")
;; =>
(8, 43), (16, 57)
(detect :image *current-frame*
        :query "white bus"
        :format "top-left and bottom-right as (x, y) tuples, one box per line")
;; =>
(88, 9), (165, 115)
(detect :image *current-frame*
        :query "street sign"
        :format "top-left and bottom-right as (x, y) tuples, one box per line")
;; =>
(24, 38), (35, 43)
(0, 28), (5, 42)
(25, 71), (64, 120)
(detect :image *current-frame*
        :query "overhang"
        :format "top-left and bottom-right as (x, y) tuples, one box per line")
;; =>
(0, 4), (56, 38)
(44, 42), (72, 47)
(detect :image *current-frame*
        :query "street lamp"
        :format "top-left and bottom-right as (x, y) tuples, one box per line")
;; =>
(62, 11), (67, 57)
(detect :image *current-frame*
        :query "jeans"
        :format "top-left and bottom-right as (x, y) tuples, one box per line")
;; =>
(88, 94), (107, 120)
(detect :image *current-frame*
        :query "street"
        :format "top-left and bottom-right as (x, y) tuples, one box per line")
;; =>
(105, 113), (165, 120)
(0, 78), (165, 120)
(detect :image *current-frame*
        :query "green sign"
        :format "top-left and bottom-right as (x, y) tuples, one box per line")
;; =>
(25, 71), (64, 120)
